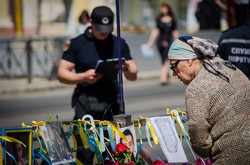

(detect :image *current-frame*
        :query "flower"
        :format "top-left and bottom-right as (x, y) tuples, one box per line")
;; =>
(204, 158), (211, 165)
(152, 159), (177, 165)
(115, 142), (131, 156)
(104, 143), (145, 165)
(189, 158), (211, 165)
(153, 159), (165, 165)
(195, 158), (202, 165)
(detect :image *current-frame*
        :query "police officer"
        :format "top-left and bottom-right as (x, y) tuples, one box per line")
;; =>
(217, 3), (250, 79)
(58, 6), (138, 164)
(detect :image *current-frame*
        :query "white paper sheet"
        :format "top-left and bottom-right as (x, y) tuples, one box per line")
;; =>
(149, 116), (188, 163)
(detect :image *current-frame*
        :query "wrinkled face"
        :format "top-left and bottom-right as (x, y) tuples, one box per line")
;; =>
(91, 22), (110, 40)
(170, 60), (194, 85)
(121, 135), (134, 152)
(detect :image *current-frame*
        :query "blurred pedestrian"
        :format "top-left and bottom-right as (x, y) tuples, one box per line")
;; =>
(195, 0), (222, 30)
(168, 36), (250, 164)
(217, 2), (250, 79)
(58, 6), (138, 164)
(146, 2), (179, 85)
(75, 10), (90, 35)
(234, 0), (249, 26)
(142, 0), (154, 27)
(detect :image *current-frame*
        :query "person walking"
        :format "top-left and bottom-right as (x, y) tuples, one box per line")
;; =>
(168, 36), (250, 164)
(58, 6), (138, 164)
(146, 3), (179, 85)
(75, 10), (91, 35)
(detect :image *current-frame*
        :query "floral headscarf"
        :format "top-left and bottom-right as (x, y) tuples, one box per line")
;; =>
(168, 36), (236, 82)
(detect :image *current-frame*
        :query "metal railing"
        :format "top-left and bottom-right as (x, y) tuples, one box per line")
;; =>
(0, 36), (69, 83)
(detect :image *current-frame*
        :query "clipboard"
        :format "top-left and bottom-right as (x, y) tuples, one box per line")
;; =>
(95, 58), (125, 80)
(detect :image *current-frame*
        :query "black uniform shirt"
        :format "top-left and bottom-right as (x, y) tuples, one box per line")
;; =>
(62, 27), (132, 101)
(217, 20), (250, 79)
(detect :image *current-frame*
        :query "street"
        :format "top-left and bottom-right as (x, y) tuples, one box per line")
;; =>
(0, 78), (186, 130)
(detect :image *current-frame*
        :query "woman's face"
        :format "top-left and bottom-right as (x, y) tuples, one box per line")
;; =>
(81, 14), (89, 24)
(160, 6), (169, 15)
(170, 60), (194, 85)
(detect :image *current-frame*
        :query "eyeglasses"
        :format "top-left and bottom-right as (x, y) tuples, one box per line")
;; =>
(170, 60), (180, 72)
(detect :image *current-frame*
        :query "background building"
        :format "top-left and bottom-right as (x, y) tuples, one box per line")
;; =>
(0, 0), (187, 36)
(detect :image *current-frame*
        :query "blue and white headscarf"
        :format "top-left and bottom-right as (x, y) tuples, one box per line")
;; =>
(168, 36), (236, 82)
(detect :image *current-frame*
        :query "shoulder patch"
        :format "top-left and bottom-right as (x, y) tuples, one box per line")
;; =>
(63, 40), (71, 51)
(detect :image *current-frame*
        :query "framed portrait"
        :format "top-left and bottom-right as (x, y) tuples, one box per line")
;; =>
(116, 125), (137, 157)
(1, 127), (33, 165)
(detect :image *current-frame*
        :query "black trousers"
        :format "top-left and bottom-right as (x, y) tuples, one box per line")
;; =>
(73, 94), (119, 164)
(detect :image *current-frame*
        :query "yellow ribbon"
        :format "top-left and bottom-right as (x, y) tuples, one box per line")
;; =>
(101, 120), (127, 143)
(75, 158), (84, 165)
(79, 120), (104, 152)
(0, 136), (26, 148)
(23, 121), (48, 155)
(31, 121), (46, 138)
(63, 124), (78, 151)
(178, 107), (187, 115)
(135, 119), (142, 145)
(78, 121), (90, 149)
(81, 120), (110, 142)
(47, 116), (52, 122)
(117, 122), (120, 128)
(32, 129), (48, 155)
(166, 108), (185, 139)
(139, 116), (159, 145)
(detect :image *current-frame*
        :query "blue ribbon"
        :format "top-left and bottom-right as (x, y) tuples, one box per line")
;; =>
(83, 123), (95, 152)
(98, 123), (105, 152)
(138, 125), (142, 153)
(5, 150), (17, 165)
(34, 151), (52, 165)
(145, 121), (152, 148)
(181, 113), (187, 123)
(34, 128), (46, 156)
(89, 135), (103, 163)
(67, 124), (72, 140)
(107, 125), (116, 152)
(175, 112), (188, 141)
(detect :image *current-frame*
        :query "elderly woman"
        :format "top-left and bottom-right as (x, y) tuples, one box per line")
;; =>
(168, 36), (250, 164)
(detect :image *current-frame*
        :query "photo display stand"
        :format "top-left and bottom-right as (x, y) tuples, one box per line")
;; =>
(149, 115), (188, 163)
(1, 127), (33, 165)
(38, 122), (75, 165)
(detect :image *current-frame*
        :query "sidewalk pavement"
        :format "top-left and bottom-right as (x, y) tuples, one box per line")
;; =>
(0, 69), (168, 96)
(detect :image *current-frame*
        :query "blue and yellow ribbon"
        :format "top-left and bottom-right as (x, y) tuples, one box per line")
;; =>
(139, 116), (158, 145)
(166, 108), (189, 141)
(135, 119), (142, 153)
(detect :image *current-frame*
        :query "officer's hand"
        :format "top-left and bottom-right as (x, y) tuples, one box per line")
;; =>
(116, 60), (129, 72)
(84, 69), (103, 84)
